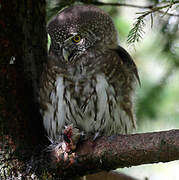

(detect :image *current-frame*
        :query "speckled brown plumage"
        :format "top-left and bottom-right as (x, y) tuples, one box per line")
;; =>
(39, 5), (139, 149)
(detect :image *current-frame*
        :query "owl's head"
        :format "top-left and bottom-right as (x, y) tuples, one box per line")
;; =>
(47, 5), (118, 62)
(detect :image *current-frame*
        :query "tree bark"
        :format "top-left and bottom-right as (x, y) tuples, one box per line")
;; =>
(0, 0), (47, 179)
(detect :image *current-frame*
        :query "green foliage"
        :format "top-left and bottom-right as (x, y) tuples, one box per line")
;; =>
(135, 14), (179, 129)
(46, 0), (76, 21)
(127, 1), (179, 45)
(47, 34), (51, 51)
(127, 17), (145, 44)
(114, 17), (130, 39)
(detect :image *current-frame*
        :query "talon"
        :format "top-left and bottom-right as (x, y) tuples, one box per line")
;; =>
(93, 132), (100, 141)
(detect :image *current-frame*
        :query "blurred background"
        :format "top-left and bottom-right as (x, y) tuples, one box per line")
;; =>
(46, 0), (179, 179)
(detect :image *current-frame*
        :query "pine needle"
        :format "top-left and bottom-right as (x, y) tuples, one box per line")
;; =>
(127, 16), (146, 45)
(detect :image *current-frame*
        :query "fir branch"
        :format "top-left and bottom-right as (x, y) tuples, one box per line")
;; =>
(127, 2), (179, 45)
(127, 16), (146, 44)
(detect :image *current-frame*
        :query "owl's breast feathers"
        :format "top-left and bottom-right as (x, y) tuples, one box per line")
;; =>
(39, 47), (139, 139)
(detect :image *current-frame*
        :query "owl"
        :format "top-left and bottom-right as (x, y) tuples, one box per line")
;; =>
(39, 5), (139, 152)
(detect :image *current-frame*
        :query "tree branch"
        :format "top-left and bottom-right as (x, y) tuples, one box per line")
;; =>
(126, 1), (179, 44)
(90, 1), (154, 9)
(91, 1), (179, 17)
(49, 129), (179, 179)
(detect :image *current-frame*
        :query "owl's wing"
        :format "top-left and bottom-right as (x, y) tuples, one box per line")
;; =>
(101, 46), (139, 133)
(115, 46), (140, 85)
(39, 55), (66, 141)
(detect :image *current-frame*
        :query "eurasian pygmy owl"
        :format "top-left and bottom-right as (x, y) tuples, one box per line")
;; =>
(39, 5), (139, 151)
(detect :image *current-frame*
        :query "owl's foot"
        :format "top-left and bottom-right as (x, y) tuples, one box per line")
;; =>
(51, 125), (84, 164)
(63, 124), (84, 153)
(93, 131), (100, 141)
(51, 142), (76, 165)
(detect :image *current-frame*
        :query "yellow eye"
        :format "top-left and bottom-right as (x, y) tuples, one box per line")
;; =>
(72, 35), (81, 43)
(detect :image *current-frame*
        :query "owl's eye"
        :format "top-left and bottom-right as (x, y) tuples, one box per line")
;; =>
(72, 35), (81, 43)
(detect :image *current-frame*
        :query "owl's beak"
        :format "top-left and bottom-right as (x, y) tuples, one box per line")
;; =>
(62, 47), (70, 61)
(62, 47), (76, 62)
